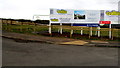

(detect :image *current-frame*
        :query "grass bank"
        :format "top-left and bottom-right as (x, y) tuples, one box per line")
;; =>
(2, 24), (120, 41)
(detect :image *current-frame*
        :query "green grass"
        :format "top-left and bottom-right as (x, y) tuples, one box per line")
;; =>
(2, 24), (48, 33)
(2, 24), (120, 41)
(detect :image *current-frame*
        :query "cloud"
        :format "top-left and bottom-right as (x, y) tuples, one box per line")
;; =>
(0, 0), (119, 19)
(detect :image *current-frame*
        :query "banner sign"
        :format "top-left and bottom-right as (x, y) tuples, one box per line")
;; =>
(73, 24), (100, 27)
(99, 21), (111, 24)
(50, 9), (100, 23)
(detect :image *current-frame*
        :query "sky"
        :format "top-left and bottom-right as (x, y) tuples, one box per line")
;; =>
(74, 10), (85, 15)
(0, 0), (119, 20)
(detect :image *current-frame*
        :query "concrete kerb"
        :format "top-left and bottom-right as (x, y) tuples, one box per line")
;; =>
(85, 42), (120, 48)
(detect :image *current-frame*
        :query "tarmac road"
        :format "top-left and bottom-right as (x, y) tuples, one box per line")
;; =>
(2, 37), (118, 66)
(0, 37), (2, 67)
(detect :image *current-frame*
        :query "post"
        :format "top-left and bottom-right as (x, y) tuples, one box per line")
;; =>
(81, 28), (83, 35)
(70, 29), (73, 35)
(70, 23), (73, 36)
(98, 26), (100, 37)
(111, 29), (114, 40)
(49, 23), (51, 34)
(58, 28), (60, 33)
(90, 27), (92, 36)
(60, 23), (62, 34)
(109, 24), (112, 39)
(89, 27), (91, 39)
(70, 29), (73, 38)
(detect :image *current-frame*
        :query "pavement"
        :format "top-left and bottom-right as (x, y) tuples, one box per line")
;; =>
(1, 31), (120, 48)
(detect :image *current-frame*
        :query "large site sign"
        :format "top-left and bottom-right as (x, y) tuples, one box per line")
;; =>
(50, 9), (120, 24)
(50, 9), (101, 23)
(49, 8), (120, 39)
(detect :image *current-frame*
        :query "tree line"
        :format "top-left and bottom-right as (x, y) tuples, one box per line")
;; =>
(0, 18), (49, 24)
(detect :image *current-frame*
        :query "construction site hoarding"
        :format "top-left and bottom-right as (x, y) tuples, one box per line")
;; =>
(50, 9), (119, 24)
(50, 9), (100, 24)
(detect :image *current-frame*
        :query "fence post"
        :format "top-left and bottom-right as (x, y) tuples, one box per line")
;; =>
(58, 26), (60, 33)
(111, 29), (114, 40)
(70, 28), (73, 38)
(49, 23), (52, 34)
(98, 27), (100, 37)
(109, 24), (112, 39)
(81, 28), (83, 35)
(90, 27), (92, 36)
(89, 27), (91, 39)
(60, 23), (62, 34)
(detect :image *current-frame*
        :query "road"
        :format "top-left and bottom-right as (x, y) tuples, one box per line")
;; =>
(2, 37), (118, 66)
(0, 37), (2, 67)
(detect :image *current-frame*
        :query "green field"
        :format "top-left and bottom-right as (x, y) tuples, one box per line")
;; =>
(2, 23), (120, 41)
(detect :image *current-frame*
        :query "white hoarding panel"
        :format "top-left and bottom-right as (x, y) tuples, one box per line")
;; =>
(50, 15), (73, 23)
(104, 10), (119, 24)
(74, 10), (100, 23)
(50, 9), (73, 15)
(50, 9), (73, 23)
(86, 10), (100, 22)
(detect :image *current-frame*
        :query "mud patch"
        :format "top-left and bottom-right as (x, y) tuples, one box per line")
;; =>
(41, 32), (120, 41)
(60, 40), (88, 46)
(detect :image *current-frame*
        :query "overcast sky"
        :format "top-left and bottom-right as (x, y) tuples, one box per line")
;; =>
(0, 0), (119, 20)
